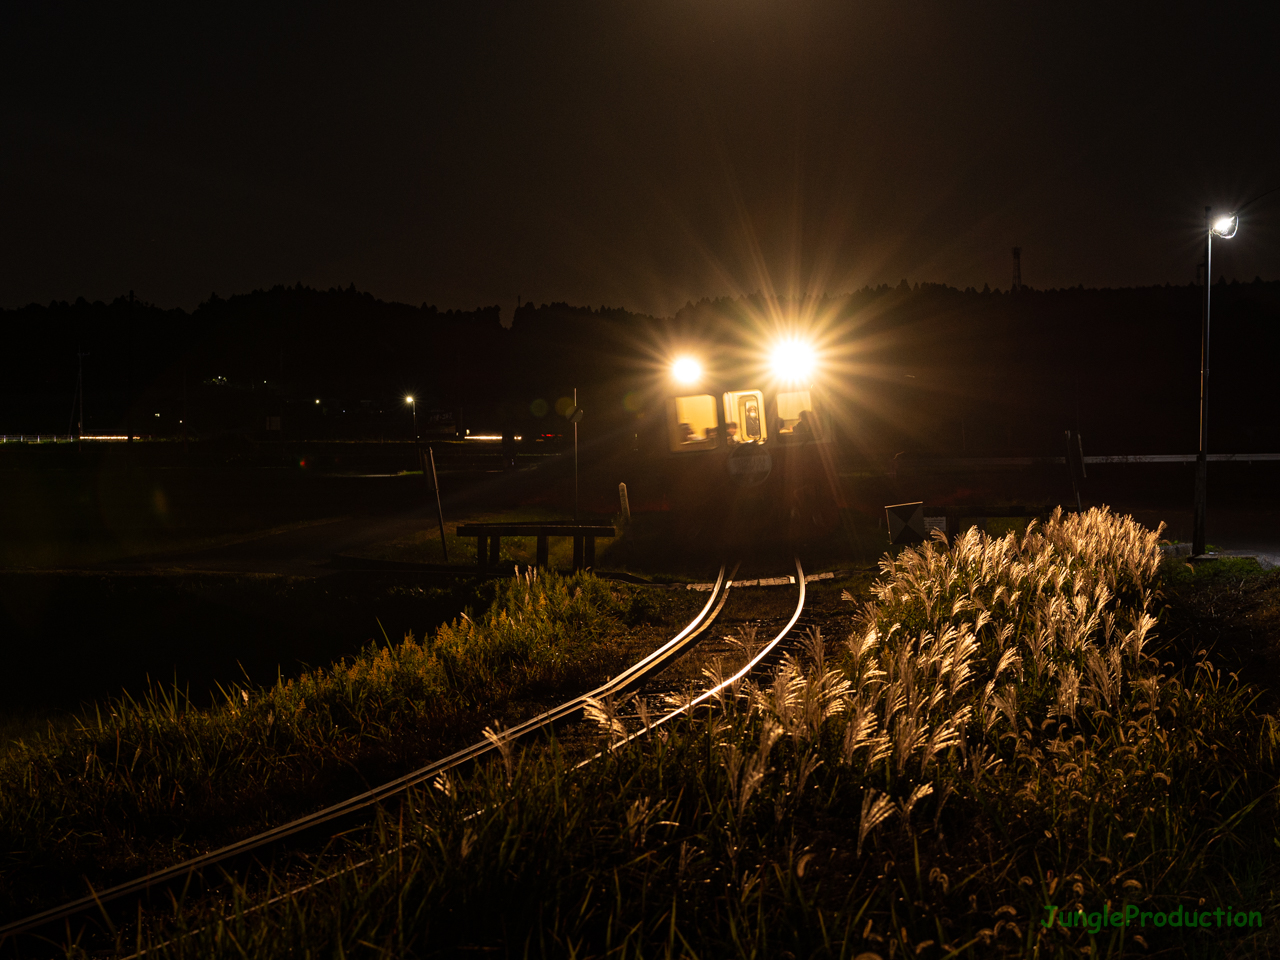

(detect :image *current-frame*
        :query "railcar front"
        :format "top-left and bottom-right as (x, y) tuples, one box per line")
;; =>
(660, 347), (841, 549)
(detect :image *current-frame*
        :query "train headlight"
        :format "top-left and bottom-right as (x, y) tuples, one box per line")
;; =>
(769, 339), (816, 384)
(671, 356), (703, 385)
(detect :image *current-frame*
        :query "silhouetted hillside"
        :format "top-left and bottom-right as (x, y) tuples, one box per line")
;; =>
(3, 280), (1279, 456)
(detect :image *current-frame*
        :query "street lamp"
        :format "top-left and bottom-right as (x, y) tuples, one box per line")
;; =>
(1194, 208), (1238, 556)
(405, 396), (417, 441)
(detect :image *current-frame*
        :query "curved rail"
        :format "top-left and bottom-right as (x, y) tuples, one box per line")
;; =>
(583, 555), (806, 759)
(103, 559), (806, 958)
(0, 565), (736, 942)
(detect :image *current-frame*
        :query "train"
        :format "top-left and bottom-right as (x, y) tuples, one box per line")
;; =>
(639, 335), (845, 549)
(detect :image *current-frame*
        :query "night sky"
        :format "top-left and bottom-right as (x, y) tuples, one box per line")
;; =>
(3, 1), (1277, 316)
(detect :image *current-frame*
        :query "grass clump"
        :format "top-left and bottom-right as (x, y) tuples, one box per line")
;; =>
(128, 507), (1278, 959)
(0, 570), (662, 922)
(1158, 554), (1280, 711)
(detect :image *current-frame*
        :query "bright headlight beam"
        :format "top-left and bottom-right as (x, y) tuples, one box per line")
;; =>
(770, 339), (817, 383)
(672, 356), (702, 385)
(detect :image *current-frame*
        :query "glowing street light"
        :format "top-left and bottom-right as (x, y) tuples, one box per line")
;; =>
(1194, 208), (1239, 555)
(769, 338), (817, 384)
(1212, 214), (1238, 238)
(671, 356), (702, 385)
(406, 395), (417, 441)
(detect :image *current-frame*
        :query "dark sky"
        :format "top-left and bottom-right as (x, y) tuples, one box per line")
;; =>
(3, 1), (1277, 316)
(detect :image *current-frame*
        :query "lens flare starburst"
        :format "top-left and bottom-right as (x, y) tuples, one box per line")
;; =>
(671, 356), (703, 385)
(769, 339), (817, 384)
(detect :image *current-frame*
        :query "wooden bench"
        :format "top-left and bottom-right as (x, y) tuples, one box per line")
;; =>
(455, 522), (616, 571)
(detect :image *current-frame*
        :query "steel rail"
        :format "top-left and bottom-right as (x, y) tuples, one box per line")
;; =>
(115, 559), (804, 959)
(581, 555), (806, 761)
(0, 565), (735, 943)
(121, 559), (806, 958)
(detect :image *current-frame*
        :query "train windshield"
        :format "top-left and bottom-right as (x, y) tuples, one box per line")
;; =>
(722, 390), (767, 444)
(668, 394), (720, 452)
(775, 390), (818, 440)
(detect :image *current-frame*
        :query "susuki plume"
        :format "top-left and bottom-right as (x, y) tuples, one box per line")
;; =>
(717, 506), (1167, 858)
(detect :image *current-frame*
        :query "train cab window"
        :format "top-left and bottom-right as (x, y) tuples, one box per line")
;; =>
(775, 390), (819, 441)
(722, 390), (767, 444)
(667, 394), (720, 452)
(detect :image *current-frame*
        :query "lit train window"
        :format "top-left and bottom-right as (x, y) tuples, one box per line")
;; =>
(667, 394), (720, 452)
(775, 390), (818, 440)
(721, 390), (767, 444)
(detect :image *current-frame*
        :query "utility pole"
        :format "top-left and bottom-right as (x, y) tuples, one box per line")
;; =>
(182, 360), (188, 458)
(76, 347), (87, 453)
(573, 387), (579, 525)
(1194, 207), (1212, 556)
(1011, 246), (1022, 291)
(428, 446), (448, 563)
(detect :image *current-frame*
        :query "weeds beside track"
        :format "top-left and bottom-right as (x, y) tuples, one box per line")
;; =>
(105, 508), (1280, 959)
(7, 507), (1280, 958)
(0, 570), (702, 930)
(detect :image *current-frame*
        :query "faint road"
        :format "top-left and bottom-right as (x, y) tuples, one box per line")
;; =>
(100, 508), (445, 577)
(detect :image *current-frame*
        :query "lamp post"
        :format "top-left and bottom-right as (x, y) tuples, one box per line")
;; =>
(1194, 208), (1239, 556)
(574, 388), (579, 524)
(406, 396), (417, 441)
(407, 395), (422, 479)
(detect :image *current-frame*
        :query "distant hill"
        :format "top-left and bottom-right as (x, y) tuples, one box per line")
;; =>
(3, 280), (1279, 456)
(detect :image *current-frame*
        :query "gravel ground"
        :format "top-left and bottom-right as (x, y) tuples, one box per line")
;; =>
(550, 571), (871, 756)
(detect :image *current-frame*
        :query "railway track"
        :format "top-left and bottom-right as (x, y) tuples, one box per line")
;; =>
(583, 556), (808, 756)
(1, 558), (812, 946)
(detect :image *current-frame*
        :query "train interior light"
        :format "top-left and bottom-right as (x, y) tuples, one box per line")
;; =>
(722, 390), (767, 443)
(775, 389), (818, 439)
(671, 356), (703, 385)
(667, 393), (719, 452)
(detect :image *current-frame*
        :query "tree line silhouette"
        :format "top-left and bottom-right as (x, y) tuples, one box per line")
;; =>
(3, 278), (1278, 458)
